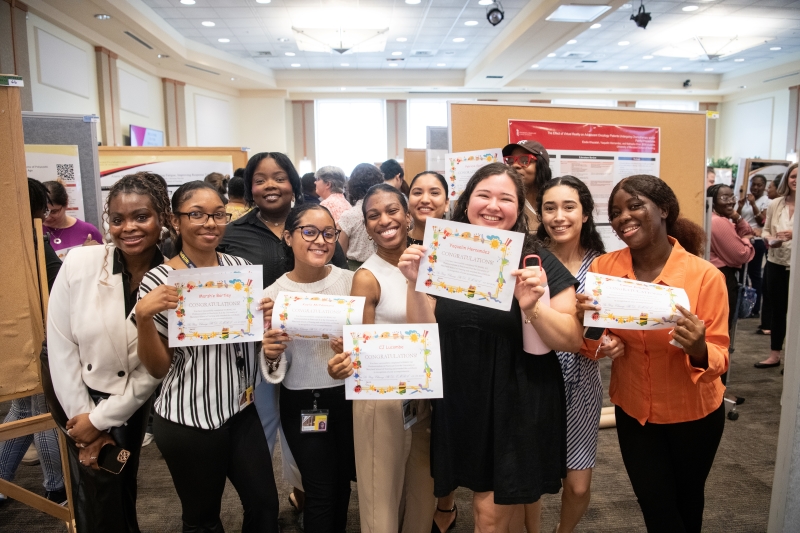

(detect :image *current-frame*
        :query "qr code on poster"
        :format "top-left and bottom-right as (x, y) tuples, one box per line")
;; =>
(56, 164), (75, 183)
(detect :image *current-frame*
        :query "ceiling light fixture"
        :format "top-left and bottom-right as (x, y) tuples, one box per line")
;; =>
(631, 1), (652, 29)
(643, 55), (653, 59)
(202, 21), (215, 27)
(218, 38), (230, 43)
(771, 47), (781, 51)
(180, 0), (195, 4)
(405, 0), (421, 4)
(478, 0), (493, 5)
(397, 37), (408, 42)
(277, 38), (290, 42)
(704, 67), (713, 71)
(465, 20), (478, 26)
(734, 58), (744, 62)
(231, 77), (236, 80)
(619, 65), (629, 69)
(341, 63), (349, 66)
(392, 51), (402, 56)
(590, 23), (601, 29)
(256, 0), (271, 3)
(662, 66), (672, 70)
(94, 14), (111, 20)
(567, 39), (577, 45)
(531, 64), (539, 68)
(157, 54), (169, 58)
(618, 41), (630, 46)
(546, 5), (611, 22)
(285, 52), (295, 56)
(620, 3), (632, 9)
(341, 87), (346, 90)
(291, 63), (301, 67)
(682, 5), (699, 11)
(437, 63), (446, 66)
(486, 1), (505, 26)
(453, 37), (465, 43)
(389, 63), (398, 66)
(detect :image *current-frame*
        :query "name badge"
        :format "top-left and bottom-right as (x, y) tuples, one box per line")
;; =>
(301, 409), (329, 432)
(402, 399), (418, 430)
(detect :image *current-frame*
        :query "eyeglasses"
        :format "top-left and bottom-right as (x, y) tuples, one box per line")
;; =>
(295, 225), (340, 243)
(503, 154), (537, 167)
(717, 195), (735, 202)
(174, 211), (232, 225)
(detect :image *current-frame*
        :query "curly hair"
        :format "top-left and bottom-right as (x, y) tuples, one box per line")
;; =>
(281, 203), (336, 272)
(348, 163), (385, 203)
(536, 175), (605, 255)
(28, 179), (50, 217)
(451, 162), (539, 259)
(609, 175), (704, 256)
(244, 152), (304, 205)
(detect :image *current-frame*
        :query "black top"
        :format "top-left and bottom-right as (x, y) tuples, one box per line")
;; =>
(303, 194), (321, 205)
(113, 247), (165, 317)
(431, 247), (578, 504)
(42, 235), (62, 291)
(218, 208), (348, 288)
(407, 236), (423, 247)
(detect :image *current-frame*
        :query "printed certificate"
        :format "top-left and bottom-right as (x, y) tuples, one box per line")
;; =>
(445, 148), (503, 200)
(415, 219), (525, 311)
(274, 291), (365, 339)
(583, 273), (690, 330)
(168, 265), (263, 347)
(344, 324), (443, 400)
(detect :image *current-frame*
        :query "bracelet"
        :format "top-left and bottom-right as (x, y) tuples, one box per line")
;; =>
(265, 353), (282, 374)
(523, 300), (541, 323)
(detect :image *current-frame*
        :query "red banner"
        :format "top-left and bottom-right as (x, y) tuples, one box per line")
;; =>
(508, 120), (659, 154)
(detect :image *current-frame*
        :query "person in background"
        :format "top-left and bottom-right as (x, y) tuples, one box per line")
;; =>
(380, 159), (404, 190)
(578, 175), (728, 533)
(48, 173), (169, 532)
(755, 163), (796, 369)
(406, 171), (450, 247)
(43, 180), (103, 259)
(757, 175), (783, 336)
(328, 184), (436, 533)
(226, 176), (252, 221)
(302, 172), (321, 205)
(535, 176), (614, 533)
(737, 174), (770, 318)
(706, 167), (716, 189)
(260, 204), (356, 532)
(134, 181), (280, 532)
(204, 172), (230, 203)
(502, 140), (553, 232)
(316, 166), (351, 224)
(234, 167), (245, 179)
(0, 179), (66, 508)
(338, 163), (383, 270)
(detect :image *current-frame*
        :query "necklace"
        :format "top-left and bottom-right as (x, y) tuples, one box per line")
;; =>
(257, 212), (285, 227)
(49, 227), (65, 245)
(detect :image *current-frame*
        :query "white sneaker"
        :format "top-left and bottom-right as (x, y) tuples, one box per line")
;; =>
(21, 445), (39, 466)
(142, 433), (155, 447)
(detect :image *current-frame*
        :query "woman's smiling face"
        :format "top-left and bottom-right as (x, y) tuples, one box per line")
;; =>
(364, 190), (410, 249)
(409, 173), (449, 226)
(465, 173), (519, 231)
(251, 157), (294, 214)
(609, 188), (666, 250)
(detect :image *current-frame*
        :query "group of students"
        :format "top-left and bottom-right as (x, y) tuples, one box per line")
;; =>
(18, 138), (790, 533)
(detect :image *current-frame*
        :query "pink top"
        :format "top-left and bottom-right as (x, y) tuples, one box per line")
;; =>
(319, 193), (353, 225)
(709, 213), (754, 269)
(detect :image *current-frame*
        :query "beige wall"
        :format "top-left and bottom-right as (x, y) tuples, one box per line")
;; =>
(117, 60), (166, 144)
(716, 88), (790, 162)
(238, 93), (289, 156)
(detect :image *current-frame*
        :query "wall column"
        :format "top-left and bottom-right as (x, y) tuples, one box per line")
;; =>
(386, 99), (407, 161)
(0, 0), (33, 110)
(162, 78), (187, 146)
(699, 102), (718, 160)
(94, 46), (121, 146)
(786, 86), (799, 158)
(292, 100), (315, 171)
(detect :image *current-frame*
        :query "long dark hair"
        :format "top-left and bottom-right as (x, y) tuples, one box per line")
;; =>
(536, 176), (605, 255)
(243, 152), (304, 206)
(281, 203), (336, 271)
(348, 163), (385, 204)
(610, 175), (704, 256)
(452, 162), (539, 258)
(170, 181), (225, 252)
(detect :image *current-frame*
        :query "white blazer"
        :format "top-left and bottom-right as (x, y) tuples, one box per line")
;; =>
(47, 244), (161, 431)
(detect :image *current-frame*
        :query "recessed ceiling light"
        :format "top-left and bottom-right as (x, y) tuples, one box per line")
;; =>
(157, 54), (169, 58)
(389, 63), (398, 66)
(704, 67), (714, 71)
(478, 0), (493, 5)
(465, 20), (479, 26)
(392, 51), (403, 56)
(619, 65), (629, 69)
(405, 0), (421, 4)
(567, 39), (577, 45)
(202, 21), (215, 27)
(618, 41), (630, 46)
(230, 77), (236, 80)
(547, 53), (556, 57)
(218, 38), (230, 43)
(437, 63), (446, 66)
(396, 37), (408, 43)
(620, 3), (632, 9)
(590, 23), (601, 29)
(682, 5), (699, 11)
(291, 63), (301, 67)
(546, 5), (611, 22)
(277, 37), (290, 42)
(453, 37), (465, 43)
(662, 66), (672, 70)
(734, 58), (744, 62)
(643, 55), (653, 59)
(341, 87), (346, 91)
(341, 63), (349, 66)
(739, 85), (747, 89)
(180, 0), (195, 4)
(770, 47), (781, 51)
(285, 52), (295, 56)
(94, 14), (111, 20)
(256, 0), (271, 3)
(531, 64), (539, 68)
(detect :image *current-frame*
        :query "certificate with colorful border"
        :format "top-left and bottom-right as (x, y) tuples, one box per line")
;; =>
(446, 148), (503, 200)
(414, 219), (525, 311)
(274, 291), (365, 339)
(343, 324), (443, 400)
(583, 273), (690, 330)
(168, 265), (263, 347)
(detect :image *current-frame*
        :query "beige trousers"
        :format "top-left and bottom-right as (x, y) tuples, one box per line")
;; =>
(353, 399), (436, 533)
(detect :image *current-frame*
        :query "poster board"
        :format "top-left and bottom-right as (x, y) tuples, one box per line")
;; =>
(403, 148), (426, 186)
(25, 144), (87, 221)
(448, 102), (707, 226)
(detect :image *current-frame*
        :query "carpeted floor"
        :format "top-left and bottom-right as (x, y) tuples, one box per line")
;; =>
(0, 317), (782, 532)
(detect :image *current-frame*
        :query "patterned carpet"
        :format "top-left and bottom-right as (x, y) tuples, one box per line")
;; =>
(0, 317), (781, 532)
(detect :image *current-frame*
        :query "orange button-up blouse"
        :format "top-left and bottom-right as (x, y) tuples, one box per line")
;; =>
(582, 237), (729, 425)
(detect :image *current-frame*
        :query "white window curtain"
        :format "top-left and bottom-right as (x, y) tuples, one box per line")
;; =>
(315, 99), (387, 176)
(551, 98), (617, 107)
(406, 100), (448, 149)
(635, 100), (700, 111)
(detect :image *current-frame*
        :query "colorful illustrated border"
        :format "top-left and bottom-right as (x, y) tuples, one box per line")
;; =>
(174, 277), (255, 342)
(350, 329), (433, 396)
(423, 225), (513, 305)
(587, 274), (681, 327)
(278, 294), (358, 339)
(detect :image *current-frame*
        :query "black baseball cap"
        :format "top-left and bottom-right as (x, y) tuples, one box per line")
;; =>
(502, 140), (550, 166)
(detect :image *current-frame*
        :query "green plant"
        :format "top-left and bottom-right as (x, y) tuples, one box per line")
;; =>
(709, 157), (732, 168)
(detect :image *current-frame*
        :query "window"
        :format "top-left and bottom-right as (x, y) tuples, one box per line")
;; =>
(407, 100), (448, 149)
(635, 100), (699, 111)
(550, 99), (617, 107)
(315, 99), (387, 176)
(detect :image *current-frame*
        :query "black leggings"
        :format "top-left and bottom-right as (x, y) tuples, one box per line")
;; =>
(153, 405), (279, 533)
(764, 260), (791, 351)
(615, 403), (725, 533)
(280, 385), (355, 533)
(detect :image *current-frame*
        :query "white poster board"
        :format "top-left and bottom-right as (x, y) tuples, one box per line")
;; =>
(25, 144), (87, 221)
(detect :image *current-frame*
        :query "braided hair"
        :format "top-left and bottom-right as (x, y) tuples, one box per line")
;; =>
(104, 172), (171, 231)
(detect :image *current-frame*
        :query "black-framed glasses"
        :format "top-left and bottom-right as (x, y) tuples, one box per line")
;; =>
(295, 225), (340, 243)
(503, 154), (537, 167)
(174, 211), (233, 225)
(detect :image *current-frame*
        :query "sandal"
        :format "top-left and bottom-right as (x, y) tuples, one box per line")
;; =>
(431, 503), (458, 533)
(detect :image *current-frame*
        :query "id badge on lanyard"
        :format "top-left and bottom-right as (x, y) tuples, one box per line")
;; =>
(301, 391), (329, 433)
(233, 344), (253, 408)
(402, 399), (418, 430)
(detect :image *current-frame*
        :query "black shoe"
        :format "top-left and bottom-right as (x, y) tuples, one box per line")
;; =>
(754, 361), (781, 369)
(735, 396), (745, 405)
(45, 489), (67, 506)
(432, 503), (458, 533)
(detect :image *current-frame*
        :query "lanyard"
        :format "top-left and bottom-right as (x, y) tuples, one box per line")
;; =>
(179, 250), (223, 268)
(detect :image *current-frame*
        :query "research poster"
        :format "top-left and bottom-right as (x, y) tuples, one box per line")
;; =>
(24, 144), (87, 221)
(508, 120), (661, 252)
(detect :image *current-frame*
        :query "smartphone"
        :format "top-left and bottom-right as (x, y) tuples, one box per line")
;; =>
(583, 326), (605, 341)
(97, 444), (130, 474)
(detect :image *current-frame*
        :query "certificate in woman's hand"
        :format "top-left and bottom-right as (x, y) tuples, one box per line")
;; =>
(414, 219), (525, 311)
(274, 291), (365, 340)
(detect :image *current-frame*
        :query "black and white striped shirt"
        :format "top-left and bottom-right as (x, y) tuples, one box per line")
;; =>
(134, 253), (258, 430)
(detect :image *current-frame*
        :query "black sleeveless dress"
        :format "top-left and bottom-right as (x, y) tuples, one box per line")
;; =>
(431, 248), (577, 504)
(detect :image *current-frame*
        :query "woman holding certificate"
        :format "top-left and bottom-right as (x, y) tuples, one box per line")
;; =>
(578, 175), (728, 533)
(328, 184), (437, 533)
(134, 181), (280, 532)
(259, 203), (357, 532)
(399, 163), (583, 531)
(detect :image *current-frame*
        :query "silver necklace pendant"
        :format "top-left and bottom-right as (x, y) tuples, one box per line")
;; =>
(53, 237), (61, 244)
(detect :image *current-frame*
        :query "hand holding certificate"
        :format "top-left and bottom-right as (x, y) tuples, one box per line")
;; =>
(343, 324), (443, 400)
(414, 219), (525, 311)
(274, 291), (365, 339)
(168, 265), (263, 347)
